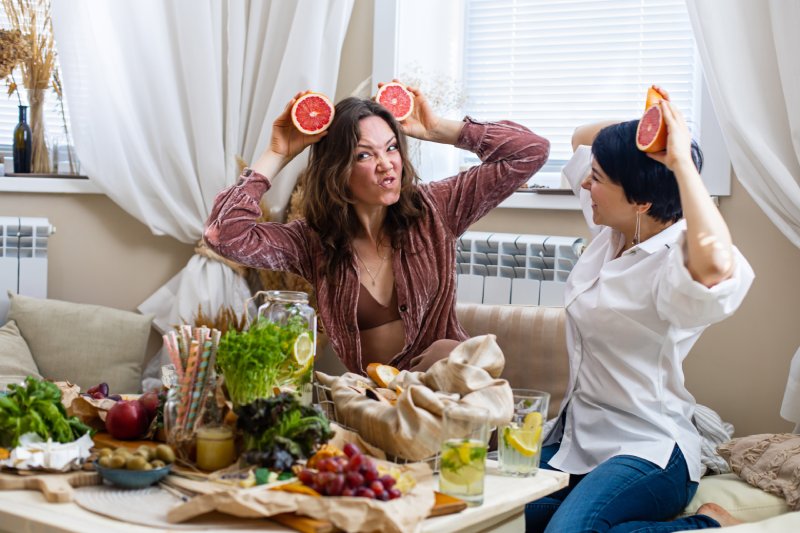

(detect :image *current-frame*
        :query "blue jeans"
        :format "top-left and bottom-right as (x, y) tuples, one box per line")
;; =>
(525, 444), (720, 532)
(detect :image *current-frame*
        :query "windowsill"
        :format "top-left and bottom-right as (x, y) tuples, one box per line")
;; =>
(498, 189), (581, 210)
(0, 174), (101, 194)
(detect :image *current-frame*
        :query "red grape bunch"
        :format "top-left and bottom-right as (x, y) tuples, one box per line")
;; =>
(298, 443), (402, 500)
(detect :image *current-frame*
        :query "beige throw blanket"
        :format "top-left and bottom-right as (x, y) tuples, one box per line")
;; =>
(316, 334), (514, 461)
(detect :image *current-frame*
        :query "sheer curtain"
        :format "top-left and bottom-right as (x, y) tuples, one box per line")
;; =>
(51, 0), (353, 381)
(686, 0), (800, 429)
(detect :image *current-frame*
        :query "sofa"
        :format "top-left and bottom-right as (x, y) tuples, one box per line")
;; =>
(317, 302), (798, 530)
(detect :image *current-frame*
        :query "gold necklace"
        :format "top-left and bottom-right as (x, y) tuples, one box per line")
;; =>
(354, 249), (388, 286)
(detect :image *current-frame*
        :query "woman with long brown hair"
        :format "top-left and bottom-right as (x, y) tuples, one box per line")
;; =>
(204, 86), (549, 374)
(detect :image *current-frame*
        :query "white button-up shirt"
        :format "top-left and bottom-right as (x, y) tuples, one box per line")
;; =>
(545, 146), (755, 481)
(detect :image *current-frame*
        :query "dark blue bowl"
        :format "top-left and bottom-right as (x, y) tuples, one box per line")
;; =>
(94, 461), (172, 488)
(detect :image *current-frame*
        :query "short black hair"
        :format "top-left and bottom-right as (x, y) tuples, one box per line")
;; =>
(591, 120), (703, 223)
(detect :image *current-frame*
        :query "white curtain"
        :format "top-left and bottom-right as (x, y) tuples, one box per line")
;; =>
(686, 0), (800, 429)
(51, 0), (352, 325)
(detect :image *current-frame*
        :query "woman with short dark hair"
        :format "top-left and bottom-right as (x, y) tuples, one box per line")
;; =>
(204, 87), (550, 374)
(525, 95), (754, 531)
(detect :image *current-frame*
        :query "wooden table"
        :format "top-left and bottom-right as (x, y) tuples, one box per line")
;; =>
(0, 462), (568, 532)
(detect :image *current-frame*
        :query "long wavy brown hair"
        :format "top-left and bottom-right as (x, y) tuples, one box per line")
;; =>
(300, 97), (425, 279)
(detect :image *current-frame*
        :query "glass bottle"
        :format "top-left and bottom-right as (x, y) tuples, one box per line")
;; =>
(13, 105), (32, 173)
(257, 291), (317, 404)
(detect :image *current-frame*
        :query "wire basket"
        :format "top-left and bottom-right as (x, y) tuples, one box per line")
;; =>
(313, 381), (440, 471)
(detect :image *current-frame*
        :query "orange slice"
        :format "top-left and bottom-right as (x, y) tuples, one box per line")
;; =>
(366, 362), (400, 388)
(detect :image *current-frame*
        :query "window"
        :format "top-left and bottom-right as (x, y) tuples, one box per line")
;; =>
(1, 4), (76, 173)
(376, 0), (730, 203)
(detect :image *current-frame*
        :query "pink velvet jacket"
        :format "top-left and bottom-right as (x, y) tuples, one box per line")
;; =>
(204, 118), (549, 374)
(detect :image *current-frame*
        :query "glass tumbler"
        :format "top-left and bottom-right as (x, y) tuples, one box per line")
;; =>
(497, 389), (550, 476)
(438, 404), (490, 506)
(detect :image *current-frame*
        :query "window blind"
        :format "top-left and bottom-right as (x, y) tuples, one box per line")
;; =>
(462, 0), (699, 187)
(0, 6), (71, 164)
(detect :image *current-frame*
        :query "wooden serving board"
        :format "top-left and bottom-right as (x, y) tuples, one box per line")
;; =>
(429, 491), (469, 517)
(268, 491), (466, 533)
(0, 470), (101, 502)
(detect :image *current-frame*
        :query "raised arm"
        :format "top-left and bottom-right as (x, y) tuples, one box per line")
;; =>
(203, 92), (325, 278)
(571, 120), (620, 151)
(250, 91), (329, 180)
(391, 83), (464, 146)
(648, 100), (733, 287)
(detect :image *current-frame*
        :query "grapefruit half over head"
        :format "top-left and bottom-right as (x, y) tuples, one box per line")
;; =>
(376, 82), (414, 121)
(291, 92), (335, 135)
(636, 104), (667, 153)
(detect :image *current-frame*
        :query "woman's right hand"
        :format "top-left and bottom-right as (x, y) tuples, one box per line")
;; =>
(268, 91), (329, 161)
(646, 100), (693, 172)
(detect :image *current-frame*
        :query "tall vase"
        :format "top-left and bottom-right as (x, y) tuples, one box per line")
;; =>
(13, 105), (32, 174)
(28, 89), (50, 173)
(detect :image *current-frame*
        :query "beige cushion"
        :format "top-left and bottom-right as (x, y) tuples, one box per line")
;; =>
(7, 292), (154, 393)
(681, 473), (789, 523)
(716, 433), (800, 511)
(456, 303), (568, 419)
(0, 319), (43, 390)
(679, 511), (800, 532)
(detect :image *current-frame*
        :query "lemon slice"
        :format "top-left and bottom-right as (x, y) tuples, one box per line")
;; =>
(504, 412), (544, 457)
(522, 411), (543, 433)
(366, 362), (400, 388)
(293, 332), (314, 367)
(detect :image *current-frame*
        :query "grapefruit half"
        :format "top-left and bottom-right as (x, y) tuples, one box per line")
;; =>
(376, 82), (414, 121)
(291, 92), (335, 135)
(636, 85), (669, 153)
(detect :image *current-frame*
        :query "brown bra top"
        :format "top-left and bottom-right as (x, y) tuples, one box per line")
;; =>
(357, 283), (401, 330)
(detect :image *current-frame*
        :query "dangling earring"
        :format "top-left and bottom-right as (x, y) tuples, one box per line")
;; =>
(632, 211), (641, 246)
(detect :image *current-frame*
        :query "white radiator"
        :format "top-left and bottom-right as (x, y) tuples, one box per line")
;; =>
(0, 217), (54, 323)
(456, 231), (585, 306)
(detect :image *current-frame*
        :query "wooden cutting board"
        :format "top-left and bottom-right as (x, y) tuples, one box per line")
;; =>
(265, 492), (465, 533)
(0, 470), (101, 502)
(268, 491), (466, 533)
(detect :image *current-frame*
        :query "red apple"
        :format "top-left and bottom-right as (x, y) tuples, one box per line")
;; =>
(138, 391), (159, 422)
(105, 400), (149, 440)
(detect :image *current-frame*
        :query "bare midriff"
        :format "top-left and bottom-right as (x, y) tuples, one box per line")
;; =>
(360, 319), (405, 369)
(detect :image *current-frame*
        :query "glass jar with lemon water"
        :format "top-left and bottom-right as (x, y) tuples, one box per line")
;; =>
(216, 291), (316, 407)
(497, 389), (550, 477)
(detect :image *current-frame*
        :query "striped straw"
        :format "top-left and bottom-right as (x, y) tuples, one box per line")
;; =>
(176, 340), (200, 429)
(185, 337), (214, 432)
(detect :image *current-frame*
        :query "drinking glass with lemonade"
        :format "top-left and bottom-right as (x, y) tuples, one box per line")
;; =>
(498, 389), (550, 477)
(438, 404), (490, 506)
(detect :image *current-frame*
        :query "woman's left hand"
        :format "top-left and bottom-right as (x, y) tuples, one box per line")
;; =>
(646, 100), (693, 171)
(377, 81), (440, 141)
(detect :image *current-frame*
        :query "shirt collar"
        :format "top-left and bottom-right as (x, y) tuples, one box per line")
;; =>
(620, 218), (686, 256)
